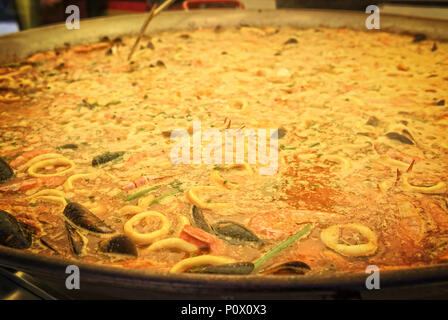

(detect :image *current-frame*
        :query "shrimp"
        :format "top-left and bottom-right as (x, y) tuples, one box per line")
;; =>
(122, 174), (175, 191)
(248, 210), (343, 240)
(179, 225), (225, 255)
(122, 176), (150, 191)
(9, 150), (52, 169)
(123, 151), (151, 168)
(419, 197), (448, 231)
(381, 195), (427, 262)
(0, 176), (66, 192)
(386, 149), (420, 165)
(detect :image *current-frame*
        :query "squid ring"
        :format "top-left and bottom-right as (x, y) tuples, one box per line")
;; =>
(170, 255), (236, 273)
(403, 176), (447, 194)
(118, 205), (145, 216)
(29, 189), (65, 199)
(231, 99), (248, 111)
(29, 196), (67, 207)
(186, 186), (230, 209)
(321, 155), (351, 171)
(64, 173), (95, 191)
(20, 153), (65, 170)
(28, 158), (75, 178)
(321, 223), (378, 257)
(124, 211), (171, 245)
(209, 163), (253, 189)
(146, 238), (198, 253)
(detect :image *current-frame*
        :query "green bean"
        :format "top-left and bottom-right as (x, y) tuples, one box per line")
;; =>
(253, 224), (312, 272)
(124, 185), (161, 202)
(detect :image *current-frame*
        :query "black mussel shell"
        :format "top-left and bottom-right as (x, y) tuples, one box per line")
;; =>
(261, 261), (311, 275)
(385, 132), (414, 145)
(57, 144), (78, 150)
(284, 38), (298, 45)
(65, 222), (85, 256)
(0, 158), (14, 184)
(191, 206), (213, 234)
(91, 151), (124, 167)
(190, 262), (254, 275)
(271, 128), (287, 139)
(413, 33), (427, 43)
(366, 116), (380, 127)
(212, 221), (263, 246)
(0, 210), (32, 249)
(63, 202), (114, 234)
(98, 235), (138, 257)
(40, 236), (61, 255)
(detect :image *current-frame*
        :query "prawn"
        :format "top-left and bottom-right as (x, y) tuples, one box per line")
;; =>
(248, 210), (343, 240)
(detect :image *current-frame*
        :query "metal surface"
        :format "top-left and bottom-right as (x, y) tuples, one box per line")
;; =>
(0, 268), (56, 300)
(1, 9), (448, 298)
(1, 244), (448, 299)
(1, 9), (448, 65)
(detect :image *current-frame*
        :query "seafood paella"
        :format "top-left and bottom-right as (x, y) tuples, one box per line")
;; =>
(0, 25), (447, 276)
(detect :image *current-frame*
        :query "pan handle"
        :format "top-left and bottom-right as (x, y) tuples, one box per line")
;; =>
(182, 0), (245, 11)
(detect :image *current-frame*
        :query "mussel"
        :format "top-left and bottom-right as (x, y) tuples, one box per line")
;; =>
(0, 210), (32, 249)
(261, 261), (311, 275)
(271, 128), (287, 139)
(40, 236), (61, 255)
(98, 235), (138, 257)
(284, 38), (298, 45)
(65, 222), (85, 256)
(385, 132), (414, 145)
(191, 206), (263, 246)
(191, 205), (213, 234)
(190, 262), (254, 275)
(63, 202), (114, 234)
(413, 33), (427, 43)
(0, 158), (14, 184)
(212, 221), (263, 246)
(57, 144), (78, 150)
(92, 151), (124, 167)
(366, 116), (380, 127)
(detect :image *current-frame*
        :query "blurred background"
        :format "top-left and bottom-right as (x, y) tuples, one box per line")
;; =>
(0, 0), (447, 35)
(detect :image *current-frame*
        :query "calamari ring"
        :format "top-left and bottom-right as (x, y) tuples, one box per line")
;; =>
(28, 158), (75, 178)
(378, 180), (394, 193)
(170, 255), (236, 273)
(30, 196), (67, 207)
(146, 238), (198, 253)
(321, 223), (378, 257)
(118, 205), (145, 216)
(210, 170), (238, 189)
(0, 93), (20, 103)
(124, 211), (171, 245)
(64, 173), (95, 191)
(186, 186), (230, 209)
(403, 176), (447, 194)
(377, 153), (414, 169)
(137, 194), (156, 209)
(210, 163), (253, 189)
(29, 189), (65, 199)
(20, 153), (65, 170)
(320, 155), (351, 171)
(231, 99), (248, 111)
(176, 215), (190, 235)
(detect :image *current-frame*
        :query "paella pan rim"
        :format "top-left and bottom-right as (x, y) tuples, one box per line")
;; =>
(1, 9), (448, 293)
(0, 244), (447, 291)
